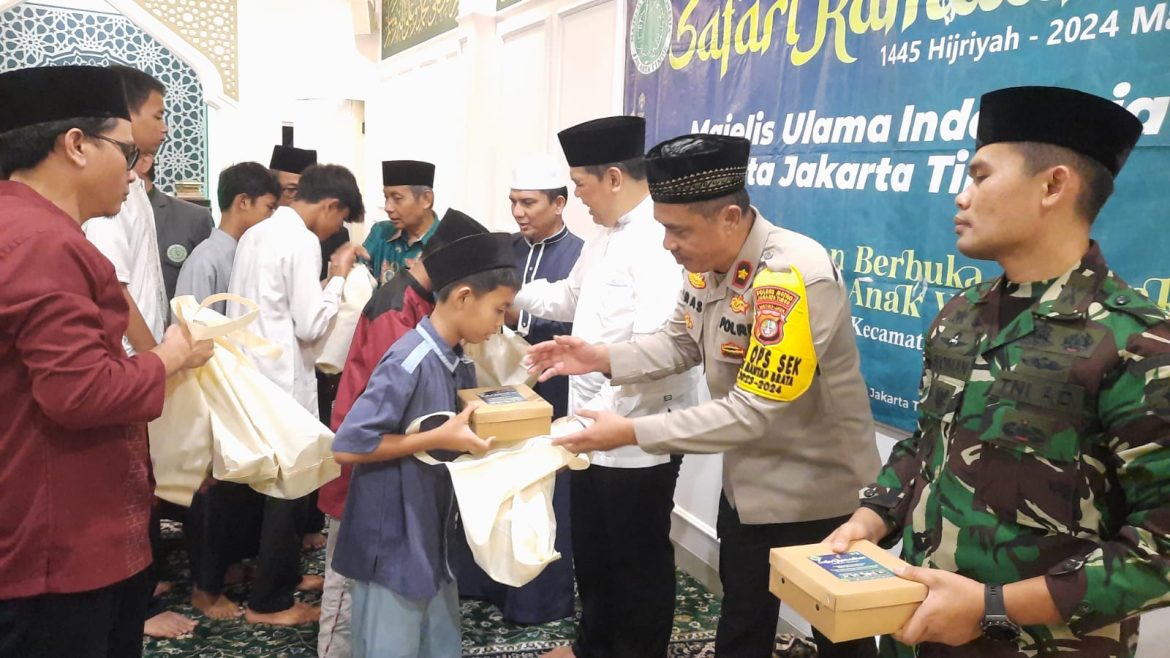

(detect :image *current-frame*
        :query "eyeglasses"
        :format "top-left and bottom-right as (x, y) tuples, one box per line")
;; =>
(90, 135), (140, 170)
(281, 184), (299, 194)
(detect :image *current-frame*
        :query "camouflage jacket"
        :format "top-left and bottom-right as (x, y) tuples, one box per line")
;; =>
(862, 243), (1170, 658)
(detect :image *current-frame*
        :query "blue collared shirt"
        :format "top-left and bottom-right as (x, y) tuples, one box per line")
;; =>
(331, 315), (477, 600)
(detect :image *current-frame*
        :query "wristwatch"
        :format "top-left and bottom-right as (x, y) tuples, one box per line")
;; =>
(981, 583), (1022, 641)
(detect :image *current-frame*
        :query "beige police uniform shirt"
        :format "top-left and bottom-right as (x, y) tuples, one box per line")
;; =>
(607, 209), (880, 524)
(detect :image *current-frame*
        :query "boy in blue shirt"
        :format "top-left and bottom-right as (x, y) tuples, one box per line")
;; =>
(331, 210), (519, 657)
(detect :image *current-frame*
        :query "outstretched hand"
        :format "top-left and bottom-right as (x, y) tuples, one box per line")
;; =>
(525, 335), (610, 382)
(550, 409), (636, 453)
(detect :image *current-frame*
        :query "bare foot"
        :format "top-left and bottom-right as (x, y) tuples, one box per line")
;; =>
(190, 588), (243, 620)
(297, 574), (325, 591)
(143, 611), (198, 638)
(541, 647), (576, 658)
(302, 532), (327, 551)
(244, 601), (320, 626)
(152, 580), (173, 598)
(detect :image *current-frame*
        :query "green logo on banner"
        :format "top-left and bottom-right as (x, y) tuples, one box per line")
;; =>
(630, 0), (671, 75)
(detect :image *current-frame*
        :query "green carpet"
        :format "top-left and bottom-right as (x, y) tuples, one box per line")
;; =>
(143, 524), (719, 657)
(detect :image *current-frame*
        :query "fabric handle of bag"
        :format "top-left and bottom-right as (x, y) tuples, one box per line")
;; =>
(174, 293), (260, 342)
(408, 412), (457, 466)
(174, 294), (282, 362)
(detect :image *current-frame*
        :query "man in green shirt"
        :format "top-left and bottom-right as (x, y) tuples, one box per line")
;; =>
(363, 160), (439, 286)
(826, 86), (1170, 657)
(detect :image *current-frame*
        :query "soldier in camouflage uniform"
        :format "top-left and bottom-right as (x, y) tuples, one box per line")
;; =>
(826, 87), (1169, 657)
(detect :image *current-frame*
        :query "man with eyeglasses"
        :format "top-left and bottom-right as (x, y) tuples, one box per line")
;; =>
(0, 64), (213, 658)
(270, 144), (317, 207)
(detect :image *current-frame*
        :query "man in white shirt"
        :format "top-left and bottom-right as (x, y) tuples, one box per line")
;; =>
(83, 65), (168, 357)
(516, 116), (701, 658)
(227, 163), (363, 626)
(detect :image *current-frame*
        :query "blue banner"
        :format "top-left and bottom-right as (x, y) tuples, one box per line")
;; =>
(625, 0), (1170, 430)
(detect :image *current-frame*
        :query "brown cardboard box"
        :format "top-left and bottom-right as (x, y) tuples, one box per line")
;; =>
(769, 540), (926, 643)
(457, 384), (553, 444)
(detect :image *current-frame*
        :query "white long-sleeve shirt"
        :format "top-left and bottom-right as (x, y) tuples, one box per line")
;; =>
(227, 206), (343, 417)
(514, 195), (701, 468)
(83, 177), (167, 355)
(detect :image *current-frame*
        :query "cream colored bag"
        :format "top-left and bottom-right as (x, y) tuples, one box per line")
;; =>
(149, 293), (271, 506)
(413, 415), (589, 587)
(148, 363), (212, 506)
(463, 326), (539, 388)
(153, 294), (340, 503)
(315, 265), (376, 375)
(207, 342), (340, 499)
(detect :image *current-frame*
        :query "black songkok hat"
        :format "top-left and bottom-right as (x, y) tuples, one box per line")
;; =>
(421, 208), (485, 259)
(0, 65), (130, 133)
(423, 210), (515, 293)
(269, 145), (317, 174)
(382, 159), (435, 187)
(976, 86), (1143, 177)
(557, 116), (646, 167)
(645, 134), (750, 203)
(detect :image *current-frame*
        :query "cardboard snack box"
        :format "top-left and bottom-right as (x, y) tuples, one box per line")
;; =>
(457, 384), (553, 444)
(769, 540), (927, 643)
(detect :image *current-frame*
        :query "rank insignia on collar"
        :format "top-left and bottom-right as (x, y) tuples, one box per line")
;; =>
(732, 260), (753, 289)
(685, 312), (694, 330)
(729, 294), (748, 315)
(721, 342), (746, 360)
(688, 271), (707, 289)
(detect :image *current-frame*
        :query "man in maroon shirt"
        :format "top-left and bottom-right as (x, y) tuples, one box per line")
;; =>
(0, 65), (212, 658)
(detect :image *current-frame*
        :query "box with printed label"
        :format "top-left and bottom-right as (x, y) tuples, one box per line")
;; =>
(457, 384), (553, 444)
(769, 540), (927, 643)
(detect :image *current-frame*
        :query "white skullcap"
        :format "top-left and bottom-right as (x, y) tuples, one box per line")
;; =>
(510, 154), (566, 191)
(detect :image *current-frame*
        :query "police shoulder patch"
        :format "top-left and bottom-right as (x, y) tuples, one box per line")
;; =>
(735, 266), (817, 402)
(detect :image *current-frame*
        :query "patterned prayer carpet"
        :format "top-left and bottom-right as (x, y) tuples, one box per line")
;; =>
(144, 523), (719, 657)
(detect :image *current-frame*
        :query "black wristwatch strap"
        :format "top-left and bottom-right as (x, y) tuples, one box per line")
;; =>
(981, 583), (1021, 641)
(985, 583), (1007, 616)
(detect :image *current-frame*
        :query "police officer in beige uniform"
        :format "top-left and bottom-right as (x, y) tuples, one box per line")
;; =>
(530, 134), (881, 658)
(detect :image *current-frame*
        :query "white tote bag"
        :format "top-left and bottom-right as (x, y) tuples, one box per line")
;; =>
(153, 294), (340, 502)
(204, 299), (340, 499)
(315, 264), (376, 375)
(413, 415), (589, 587)
(148, 365), (212, 506)
(149, 293), (271, 506)
(206, 341), (340, 499)
(462, 326), (539, 388)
